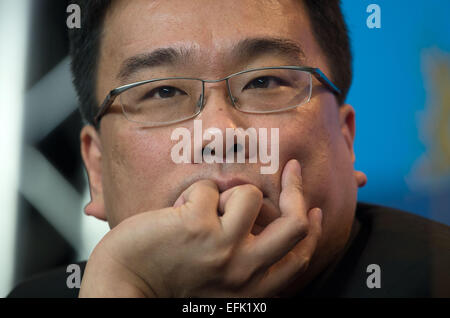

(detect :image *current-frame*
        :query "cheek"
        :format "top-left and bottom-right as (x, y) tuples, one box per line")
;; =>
(306, 108), (357, 256)
(278, 104), (357, 251)
(101, 125), (176, 224)
(277, 107), (335, 207)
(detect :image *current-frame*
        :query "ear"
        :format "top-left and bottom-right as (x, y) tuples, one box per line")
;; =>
(339, 104), (367, 188)
(80, 125), (107, 220)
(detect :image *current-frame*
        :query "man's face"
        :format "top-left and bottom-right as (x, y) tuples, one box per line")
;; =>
(82, 0), (365, 278)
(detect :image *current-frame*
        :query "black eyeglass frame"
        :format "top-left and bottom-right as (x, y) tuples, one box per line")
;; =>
(93, 66), (341, 128)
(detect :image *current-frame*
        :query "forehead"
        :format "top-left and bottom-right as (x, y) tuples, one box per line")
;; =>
(98, 0), (326, 87)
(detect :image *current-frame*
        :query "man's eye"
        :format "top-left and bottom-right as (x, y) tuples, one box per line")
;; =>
(243, 76), (287, 90)
(145, 86), (186, 99)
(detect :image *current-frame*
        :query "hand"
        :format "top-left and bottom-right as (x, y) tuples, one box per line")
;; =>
(79, 159), (322, 297)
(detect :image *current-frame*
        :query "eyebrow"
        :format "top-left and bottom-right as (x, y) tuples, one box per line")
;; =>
(117, 47), (193, 81)
(117, 37), (306, 81)
(236, 37), (305, 65)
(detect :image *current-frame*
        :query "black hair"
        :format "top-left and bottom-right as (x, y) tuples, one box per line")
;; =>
(68, 0), (352, 125)
(68, 0), (111, 124)
(302, 0), (352, 106)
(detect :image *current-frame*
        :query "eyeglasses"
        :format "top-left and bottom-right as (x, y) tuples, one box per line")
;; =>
(94, 66), (341, 127)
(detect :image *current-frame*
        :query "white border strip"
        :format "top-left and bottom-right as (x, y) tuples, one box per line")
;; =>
(0, 0), (30, 297)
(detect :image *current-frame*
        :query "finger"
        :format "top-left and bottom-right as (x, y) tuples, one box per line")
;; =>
(176, 179), (220, 217)
(218, 187), (235, 216)
(280, 159), (307, 215)
(219, 189), (274, 235)
(257, 207), (323, 296)
(220, 184), (263, 241)
(249, 159), (309, 266)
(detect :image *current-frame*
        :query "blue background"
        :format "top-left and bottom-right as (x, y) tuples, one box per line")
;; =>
(342, 0), (450, 224)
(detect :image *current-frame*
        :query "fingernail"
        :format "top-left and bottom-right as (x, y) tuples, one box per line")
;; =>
(173, 195), (185, 208)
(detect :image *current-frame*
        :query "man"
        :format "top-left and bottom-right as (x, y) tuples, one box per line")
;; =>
(9, 0), (450, 297)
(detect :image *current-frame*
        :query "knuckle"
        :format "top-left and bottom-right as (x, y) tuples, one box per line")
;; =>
(291, 219), (309, 239)
(297, 254), (311, 272)
(222, 252), (260, 290)
(301, 254), (311, 266)
(192, 179), (219, 197)
(217, 246), (255, 290)
(295, 180), (304, 193)
(196, 179), (218, 190)
(183, 216), (215, 239)
(195, 179), (219, 195)
(286, 184), (303, 198)
(287, 251), (311, 274)
(235, 184), (263, 201)
(208, 245), (233, 272)
(297, 256), (311, 274)
(224, 267), (252, 290)
(287, 177), (303, 194)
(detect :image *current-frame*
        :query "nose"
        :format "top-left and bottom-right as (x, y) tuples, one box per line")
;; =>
(191, 82), (253, 164)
